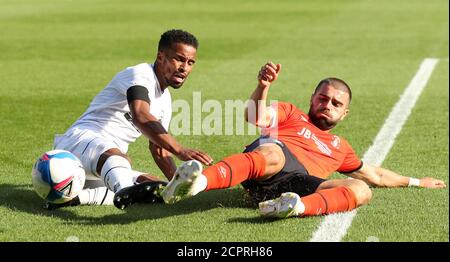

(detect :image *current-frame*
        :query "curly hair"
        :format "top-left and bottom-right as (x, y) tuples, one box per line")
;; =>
(158, 29), (199, 51)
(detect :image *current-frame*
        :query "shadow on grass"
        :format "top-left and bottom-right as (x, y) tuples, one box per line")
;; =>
(0, 183), (261, 225)
(226, 216), (284, 224)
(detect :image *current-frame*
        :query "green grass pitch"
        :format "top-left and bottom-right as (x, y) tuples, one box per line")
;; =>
(0, 0), (448, 242)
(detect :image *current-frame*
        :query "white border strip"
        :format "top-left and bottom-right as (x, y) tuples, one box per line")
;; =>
(309, 58), (439, 242)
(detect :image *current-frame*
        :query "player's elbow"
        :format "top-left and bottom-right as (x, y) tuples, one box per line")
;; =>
(245, 105), (266, 126)
(132, 118), (147, 132)
(246, 111), (270, 127)
(244, 108), (260, 125)
(359, 165), (383, 187)
(132, 113), (160, 130)
(130, 111), (148, 126)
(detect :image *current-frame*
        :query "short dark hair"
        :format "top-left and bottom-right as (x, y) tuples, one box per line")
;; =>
(314, 77), (352, 103)
(158, 29), (199, 51)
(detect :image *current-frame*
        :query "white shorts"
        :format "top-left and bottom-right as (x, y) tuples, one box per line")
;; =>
(53, 128), (124, 178)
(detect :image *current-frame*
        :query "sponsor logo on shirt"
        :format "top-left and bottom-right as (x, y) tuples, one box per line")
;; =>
(297, 127), (332, 156)
(218, 166), (227, 179)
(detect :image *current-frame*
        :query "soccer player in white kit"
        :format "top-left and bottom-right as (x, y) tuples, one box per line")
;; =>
(49, 29), (213, 210)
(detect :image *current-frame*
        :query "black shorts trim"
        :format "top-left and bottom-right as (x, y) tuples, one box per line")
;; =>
(241, 136), (326, 203)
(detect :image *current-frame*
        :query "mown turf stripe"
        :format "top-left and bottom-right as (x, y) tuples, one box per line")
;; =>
(309, 58), (439, 242)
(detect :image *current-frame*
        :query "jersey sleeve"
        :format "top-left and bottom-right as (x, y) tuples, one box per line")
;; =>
(265, 102), (297, 128)
(337, 139), (363, 174)
(114, 65), (155, 99)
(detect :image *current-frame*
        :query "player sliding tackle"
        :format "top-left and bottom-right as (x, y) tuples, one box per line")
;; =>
(48, 30), (213, 210)
(162, 61), (446, 218)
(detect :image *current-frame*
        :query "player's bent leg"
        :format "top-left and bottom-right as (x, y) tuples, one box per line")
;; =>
(253, 144), (285, 178)
(53, 132), (155, 210)
(161, 160), (204, 204)
(44, 175), (166, 210)
(44, 186), (114, 210)
(78, 187), (114, 206)
(97, 149), (167, 209)
(99, 153), (134, 192)
(96, 148), (131, 175)
(202, 143), (284, 191)
(258, 178), (369, 218)
(259, 186), (358, 218)
(162, 144), (284, 204)
(294, 180), (362, 216)
(317, 178), (372, 206)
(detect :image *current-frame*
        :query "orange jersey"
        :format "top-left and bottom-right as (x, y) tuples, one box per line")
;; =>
(261, 102), (362, 179)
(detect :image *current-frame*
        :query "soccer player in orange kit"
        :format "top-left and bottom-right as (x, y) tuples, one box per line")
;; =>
(161, 61), (446, 218)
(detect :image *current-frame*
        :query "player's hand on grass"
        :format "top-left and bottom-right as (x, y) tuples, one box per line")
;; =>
(420, 177), (446, 188)
(176, 148), (213, 166)
(258, 61), (281, 88)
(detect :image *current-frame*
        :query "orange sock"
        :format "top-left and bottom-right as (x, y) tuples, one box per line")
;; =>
(301, 186), (357, 216)
(203, 152), (266, 191)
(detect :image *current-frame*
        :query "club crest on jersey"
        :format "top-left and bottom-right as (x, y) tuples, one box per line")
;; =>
(331, 136), (341, 149)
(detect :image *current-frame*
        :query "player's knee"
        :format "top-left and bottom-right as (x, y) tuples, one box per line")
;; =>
(256, 145), (284, 167)
(96, 150), (131, 174)
(349, 180), (372, 206)
(267, 150), (284, 166)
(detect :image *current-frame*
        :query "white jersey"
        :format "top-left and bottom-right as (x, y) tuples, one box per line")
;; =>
(66, 63), (172, 153)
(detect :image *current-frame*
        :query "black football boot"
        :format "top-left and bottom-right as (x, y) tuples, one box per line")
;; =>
(113, 181), (167, 210)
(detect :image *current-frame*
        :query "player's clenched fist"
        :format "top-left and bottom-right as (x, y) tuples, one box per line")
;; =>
(257, 61), (281, 88)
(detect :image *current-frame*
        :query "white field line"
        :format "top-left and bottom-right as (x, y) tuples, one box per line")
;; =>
(309, 58), (440, 242)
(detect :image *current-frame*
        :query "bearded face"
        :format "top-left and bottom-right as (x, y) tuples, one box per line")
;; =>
(308, 85), (350, 131)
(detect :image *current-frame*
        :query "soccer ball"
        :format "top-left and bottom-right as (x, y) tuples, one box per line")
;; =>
(31, 150), (86, 204)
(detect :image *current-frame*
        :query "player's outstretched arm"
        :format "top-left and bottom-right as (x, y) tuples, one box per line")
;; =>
(348, 163), (446, 189)
(245, 62), (281, 127)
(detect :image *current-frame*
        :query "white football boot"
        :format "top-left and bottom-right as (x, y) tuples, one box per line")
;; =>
(258, 192), (305, 218)
(161, 160), (204, 204)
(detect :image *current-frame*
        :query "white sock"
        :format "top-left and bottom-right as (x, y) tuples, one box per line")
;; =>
(131, 170), (145, 184)
(78, 187), (114, 205)
(100, 155), (134, 193)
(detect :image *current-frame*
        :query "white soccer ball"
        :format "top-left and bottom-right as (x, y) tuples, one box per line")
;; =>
(31, 150), (86, 204)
